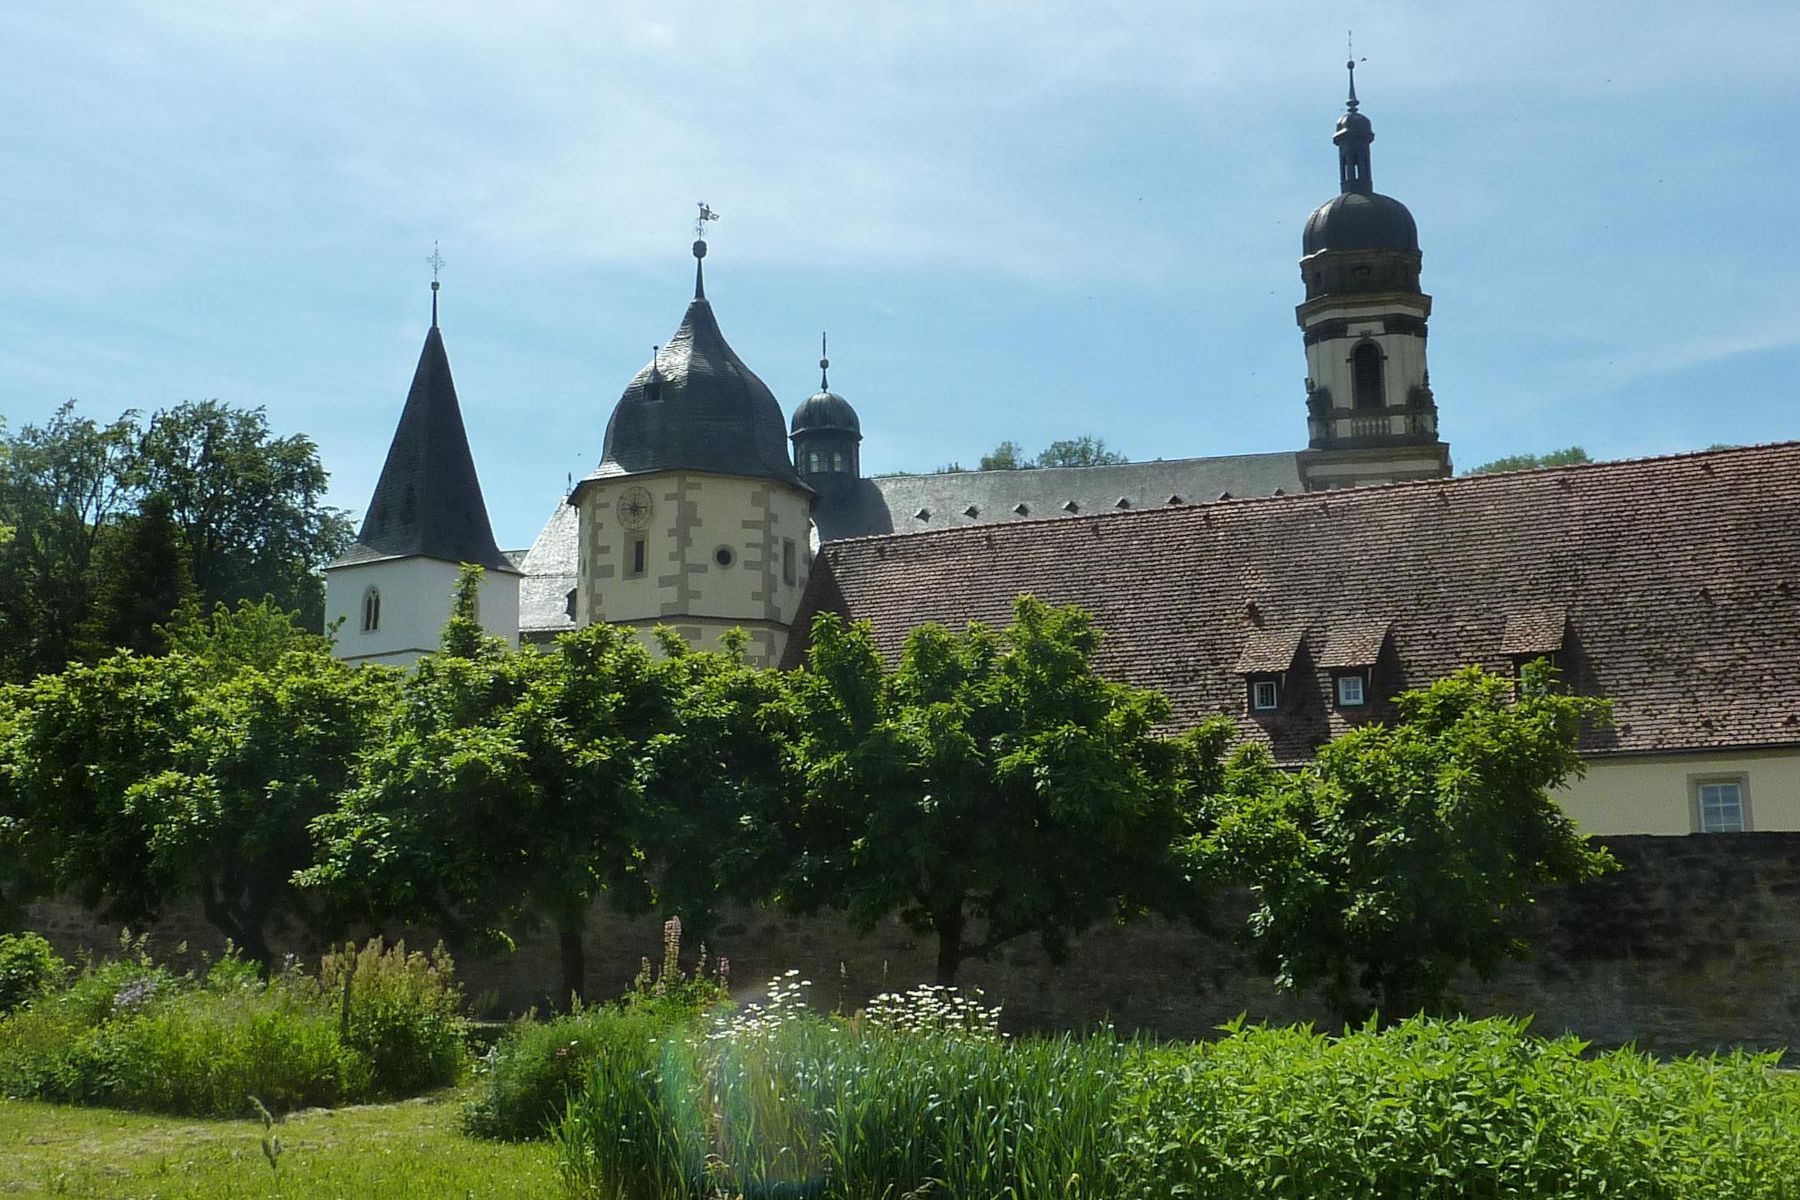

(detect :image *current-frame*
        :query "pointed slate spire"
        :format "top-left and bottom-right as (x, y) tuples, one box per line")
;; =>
(334, 287), (517, 573)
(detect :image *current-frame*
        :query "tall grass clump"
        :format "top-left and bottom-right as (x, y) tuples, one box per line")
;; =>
(464, 916), (727, 1141)
(0, 933), (472, 1117)
(559, 975), (1125, 1200)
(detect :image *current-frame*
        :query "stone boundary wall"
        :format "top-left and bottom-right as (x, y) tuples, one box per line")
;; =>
(21, 833), (1800, 1059)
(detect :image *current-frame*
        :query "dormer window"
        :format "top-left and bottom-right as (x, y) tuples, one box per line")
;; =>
(1320, 619), (1390, 712)
(361, 586), (381, 633)
(1237, 625), (1302, 717)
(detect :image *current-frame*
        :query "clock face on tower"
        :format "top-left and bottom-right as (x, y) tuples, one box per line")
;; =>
(617, 486), (655, 531)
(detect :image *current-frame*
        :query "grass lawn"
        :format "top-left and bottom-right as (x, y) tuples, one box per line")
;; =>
(0, 1090), (561, 1199)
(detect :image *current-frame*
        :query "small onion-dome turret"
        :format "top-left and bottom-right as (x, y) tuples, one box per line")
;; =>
(1302, 56), (1419, 256)
(790, 388), (861, 438)
(790, 334), (862, 493)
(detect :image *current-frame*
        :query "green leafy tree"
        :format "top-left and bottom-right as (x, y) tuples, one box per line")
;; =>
(978, 440), (1029, 471)
(75, 492), (198, 659)
(1199, 662), (1615, 1022)
(786, 597), (1228, 984)
(637, 629), (801, 931)
(133, 401), (353, 631)
(0, 404), (139, 679)
(306, 567), (667, 1004)
(1034, 435), (1128, 468)
(1466, 446), (1590, 475)
(0, 612), (390, 967)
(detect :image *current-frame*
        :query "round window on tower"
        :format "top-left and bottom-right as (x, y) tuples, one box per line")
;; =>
(714, 546), (735, 569)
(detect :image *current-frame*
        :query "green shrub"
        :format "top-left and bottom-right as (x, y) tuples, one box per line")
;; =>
(464, 916), (729, 1141)
(317, 937), (468, 1097)
(1110, 1016), (1800, 1200)
(81, 981), (371, 1115)
(0, 932), (66, 1014)
(0, 937), (472, 1116)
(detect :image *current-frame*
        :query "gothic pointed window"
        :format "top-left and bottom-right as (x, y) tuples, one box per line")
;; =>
(361, 586), (381, 633)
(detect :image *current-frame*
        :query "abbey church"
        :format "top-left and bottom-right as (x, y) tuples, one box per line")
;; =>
(323, 74), (1800, 842)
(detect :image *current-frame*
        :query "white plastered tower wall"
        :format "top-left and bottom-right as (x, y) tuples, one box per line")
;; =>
(573, 470), (812, 667)
(325, 294), (522, 667)
(325, 557), (519, 668)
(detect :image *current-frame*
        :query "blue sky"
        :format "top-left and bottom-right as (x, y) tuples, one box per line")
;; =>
(3, 2), (1797, 551)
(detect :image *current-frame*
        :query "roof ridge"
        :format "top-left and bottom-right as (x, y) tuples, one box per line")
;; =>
(819, 440), (1800, 552)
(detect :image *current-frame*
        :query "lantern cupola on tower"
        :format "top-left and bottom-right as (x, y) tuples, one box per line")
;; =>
(1295, 56), (1451, 491)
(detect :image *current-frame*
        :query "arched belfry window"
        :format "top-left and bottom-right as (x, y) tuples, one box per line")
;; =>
(361, 586), (381, 633)
(1352, 341), (1386, 410)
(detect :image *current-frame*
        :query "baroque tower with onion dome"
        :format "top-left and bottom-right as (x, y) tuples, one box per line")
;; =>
(1295, 59), (1452, 489)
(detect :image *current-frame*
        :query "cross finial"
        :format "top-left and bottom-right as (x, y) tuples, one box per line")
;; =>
(427, 241), (445, 326)
(819, 331), (830, 390)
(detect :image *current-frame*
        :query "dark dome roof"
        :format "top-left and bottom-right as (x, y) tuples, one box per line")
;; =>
(588, 296), (804, 490)
(790, 389), (861, 437)
(1302, 190), (1418, 255)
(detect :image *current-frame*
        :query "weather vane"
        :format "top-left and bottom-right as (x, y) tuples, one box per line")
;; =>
(1346, 31), (1366, 109)
(427, 241), (446, 325)
(695, 202), (720, 241)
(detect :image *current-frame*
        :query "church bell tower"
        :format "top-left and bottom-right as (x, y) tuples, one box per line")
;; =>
(1295, 60), (1452, 490)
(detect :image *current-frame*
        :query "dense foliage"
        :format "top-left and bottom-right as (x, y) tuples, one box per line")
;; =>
(305, 568), (672, 1003)
(0, 932), (65, 1015)
(553, 986), (1800, 1200)
(0, 400), (351, 680)
(0, 936), (467, 1116)
(1199, 662), (1615, 1020)
(1467, 445), (1592, 475)
(463, 919), (730, 1142)
(0, 604), (397, 962)
(786, 598), (1230, 983)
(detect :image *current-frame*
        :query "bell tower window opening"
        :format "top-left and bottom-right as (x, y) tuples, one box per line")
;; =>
(360, 586), (381, 633)
(625, 534), (648, 579)
(1352, 341), (1385, 410)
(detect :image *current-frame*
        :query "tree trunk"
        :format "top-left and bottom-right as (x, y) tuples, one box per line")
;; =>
(933, 903), (965, 986)
(557, 915), (587, 1008)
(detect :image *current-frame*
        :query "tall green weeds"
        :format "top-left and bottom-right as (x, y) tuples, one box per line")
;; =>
(556, 995), (1800, 1200)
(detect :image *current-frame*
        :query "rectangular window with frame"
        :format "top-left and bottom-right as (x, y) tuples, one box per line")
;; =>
(1334, 673), (1366, 708)
(1693, 777), (1748, 833)
(782, 538), (797, 585)
(625, 534), (648, 579)
(1250, 678), (1280, 712)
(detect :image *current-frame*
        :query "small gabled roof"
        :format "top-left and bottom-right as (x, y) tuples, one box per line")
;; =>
(333, 322), (517, 575)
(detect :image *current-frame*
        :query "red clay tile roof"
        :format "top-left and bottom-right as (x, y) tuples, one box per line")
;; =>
(787, 443), (1800, 761)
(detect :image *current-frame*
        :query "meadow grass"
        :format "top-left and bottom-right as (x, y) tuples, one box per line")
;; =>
(0, 1088), (560, 1199)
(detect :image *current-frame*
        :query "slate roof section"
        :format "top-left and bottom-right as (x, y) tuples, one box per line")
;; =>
(581, 293), (804, 493)
(333, 325), (517, 574)
(813, 453), (1304, 543)
(1501, 607), (1568, 656)
(1236, 626), (1306, 674)
(1316, 619), (1392, 669)
(517, 498), (580, 637)
(787, 443), (1800, 761)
